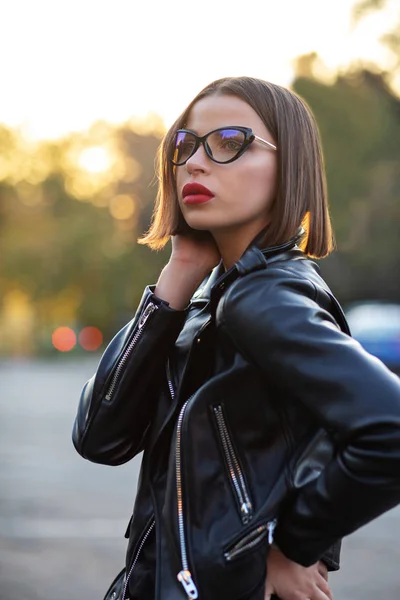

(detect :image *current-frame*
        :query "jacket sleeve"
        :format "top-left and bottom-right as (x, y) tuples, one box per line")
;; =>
(217, 268), (400, 567)
(72, 286), (186, 466)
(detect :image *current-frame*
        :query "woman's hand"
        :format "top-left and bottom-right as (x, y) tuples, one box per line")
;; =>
(155, 232), (221, 310)
(264, 546), (332, 600)
(169, 231), (221, 273)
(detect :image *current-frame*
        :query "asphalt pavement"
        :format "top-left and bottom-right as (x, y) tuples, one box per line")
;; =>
(0, 358), (399, 599)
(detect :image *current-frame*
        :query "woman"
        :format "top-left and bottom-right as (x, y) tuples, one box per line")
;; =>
(73, 77), (400, 600)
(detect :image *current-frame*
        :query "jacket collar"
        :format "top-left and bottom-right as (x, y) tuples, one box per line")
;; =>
(237, 227), (305, 276)
(191, 228), (305, 303)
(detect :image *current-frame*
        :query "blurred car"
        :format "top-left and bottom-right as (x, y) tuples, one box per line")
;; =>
(345, 301), (400, 375)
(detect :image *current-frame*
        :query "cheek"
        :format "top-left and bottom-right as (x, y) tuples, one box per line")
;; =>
(255, 155), (277, 189)
(234, 161), (277, 205)
(175, 167), (186, 194)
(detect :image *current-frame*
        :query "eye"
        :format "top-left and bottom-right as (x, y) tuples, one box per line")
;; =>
(211, 129), (246, 155)
(180, 140), (196, 152)
(221, 139), (242, 151)
(174, 132), (197, 162)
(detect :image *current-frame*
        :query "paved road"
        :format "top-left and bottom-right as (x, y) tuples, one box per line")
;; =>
(0, 358), (399, 599)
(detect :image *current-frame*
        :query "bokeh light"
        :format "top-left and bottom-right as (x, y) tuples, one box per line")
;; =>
(79, 327), (103, 351)
(62, 135), (125, 201)
(109, 194), (136, 220)
(52, 327), (77, 352)
(78, 146), (112, 174)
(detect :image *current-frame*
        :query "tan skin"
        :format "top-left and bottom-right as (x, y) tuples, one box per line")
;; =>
(155, 95), (333, 600)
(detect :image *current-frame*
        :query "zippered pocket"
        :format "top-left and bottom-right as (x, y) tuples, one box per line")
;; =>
(213, 404), (253, 524)
(224, 519), (277, 562)
(105, 302), (159, 402)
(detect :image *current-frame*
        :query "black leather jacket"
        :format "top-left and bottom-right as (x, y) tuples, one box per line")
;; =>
(73, 237), (400, 600)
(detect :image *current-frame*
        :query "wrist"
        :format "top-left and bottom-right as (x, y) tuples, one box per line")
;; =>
(168, 255), (214, 278)
(155, 262), (208, 310)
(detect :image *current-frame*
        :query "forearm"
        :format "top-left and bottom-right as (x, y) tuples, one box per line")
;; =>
(72, 286), (186, 465)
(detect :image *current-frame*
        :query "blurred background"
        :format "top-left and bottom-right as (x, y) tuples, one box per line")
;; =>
(0, 0), (399, 598)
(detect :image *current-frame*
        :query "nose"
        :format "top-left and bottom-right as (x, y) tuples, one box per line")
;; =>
(185, 142), (211, 175)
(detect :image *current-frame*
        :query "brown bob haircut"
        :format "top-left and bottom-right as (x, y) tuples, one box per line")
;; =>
(139, 76), (334, 258)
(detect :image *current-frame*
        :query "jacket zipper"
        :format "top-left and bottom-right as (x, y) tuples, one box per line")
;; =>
(213, 405), (253, 524)
(224, 519), (277, 562)
(121, 519), (155, 600)
(175, 398), (198, 599)
(105, 302), (158, 401)
(166, 359), (175, 401)
(166, 367), (198, 600)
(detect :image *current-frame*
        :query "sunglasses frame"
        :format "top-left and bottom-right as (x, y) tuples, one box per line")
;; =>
(170, 126), (277, 166)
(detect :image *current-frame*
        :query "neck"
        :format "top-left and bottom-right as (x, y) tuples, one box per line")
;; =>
(211, 221), (269, 270)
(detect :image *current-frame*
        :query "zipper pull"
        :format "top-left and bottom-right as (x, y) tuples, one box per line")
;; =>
(177, 570), (198, 599)
(138, 302), (158, 329)
(267, 519), (277, 544)
(240, 502), (253, 524)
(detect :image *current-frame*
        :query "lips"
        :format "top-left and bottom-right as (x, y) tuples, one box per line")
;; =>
(182, 183), (214, 205)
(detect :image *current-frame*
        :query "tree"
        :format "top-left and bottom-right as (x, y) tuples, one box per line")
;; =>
(352, 0), (400, 77)
(293, 67), (400, 303)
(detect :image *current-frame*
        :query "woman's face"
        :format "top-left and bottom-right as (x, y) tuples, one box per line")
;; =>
(175, 94), (277, 237)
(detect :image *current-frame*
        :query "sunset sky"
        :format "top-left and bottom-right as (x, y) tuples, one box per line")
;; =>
(1, 0), (398, 140)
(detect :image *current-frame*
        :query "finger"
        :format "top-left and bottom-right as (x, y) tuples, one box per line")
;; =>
(317, 576), (332, 597)
(316, 577), (333, 600)
(263, 581), (274, 600)
(312, 584), (333, 600)
(318, 562), (328, 581)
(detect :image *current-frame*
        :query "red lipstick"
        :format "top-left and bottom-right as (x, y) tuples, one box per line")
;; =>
(182, 183), (214, 205)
